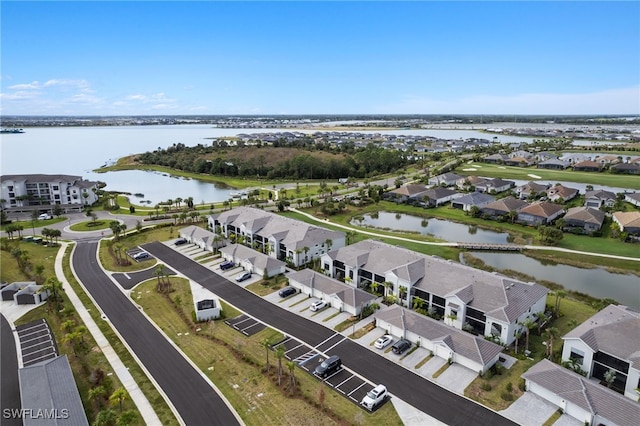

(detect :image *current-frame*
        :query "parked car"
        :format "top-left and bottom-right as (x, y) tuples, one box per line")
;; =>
(310, 300), (328, 312)
(235, 271), (252, 282)
(314, 355), (342, 378)
(174, 238), (188, 246)
(391, 339), (411, 355)
(361, 384), (387, 410)
(133, 251), (150, 260)
(38, 213), (52, 220)
(374, 335), (394, 349)
(278, 286), (296, 298)
(219, 260), (235, 270)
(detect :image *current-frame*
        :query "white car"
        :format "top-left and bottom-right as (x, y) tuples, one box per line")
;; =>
(374, 334), (394, 349)
(133, 251), (150, 260)
(361, 384), (387, 410)
(38, 213), (52, 220)
(310, 300), (328, 312)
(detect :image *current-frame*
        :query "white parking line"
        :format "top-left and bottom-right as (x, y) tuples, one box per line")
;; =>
(314, 333), (340, 349)
(322, 336), (346, 353)
(241, 322), (263, 333)
(18, 328), (50, 341)
(17, 326), (48, 337)
(124, 273), (131, 279)
(233, 317), (253, 328)
(16, 323), (46, 334)
(285, 343), (305, 354)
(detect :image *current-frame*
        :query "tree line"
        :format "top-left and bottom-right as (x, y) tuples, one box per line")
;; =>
(135, 143), (412, 179)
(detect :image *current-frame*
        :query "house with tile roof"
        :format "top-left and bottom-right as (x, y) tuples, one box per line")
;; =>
(612, 211), (640, 236)
(482, 153), (509, 164)
(561, 305), (640, 401)
(522, 359), (640, 426)
(428, 172), (463, 187)
(375, 305), (503, 373)
(584, 189), (617, 208)
(480, 196), (529, 219)
(321, 240), (548, 345)
(563, 206), (605, 234)
(546, 184), (579, 203)
(287, 269), (377, 316)
(537, 158), (571, 170)
(1, 174), (100, 214)
(385, 183), (430, 203)
(504, 156), (535, 167)
(475, 177), (515, 194)
(418, 187), (462, 207)
(209, 207), (345, 267)
(456, 175), (487, 191)
(450, 192), (496, 212)
(623, 192), (640, 207)
(517, 202), (565, 226)
(572, 160), (604, 172)
(516, 181), (550, 200)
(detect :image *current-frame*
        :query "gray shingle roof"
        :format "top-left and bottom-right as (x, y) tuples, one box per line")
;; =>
(288, 269), (375, 306)
(523, 359), (640, 426)
(564, 206), (605, 226)
(452, 192), (496, 206)
(375, 305), (503, 365)
(563, 305), (640, 369)
(18, 355), (89, 426)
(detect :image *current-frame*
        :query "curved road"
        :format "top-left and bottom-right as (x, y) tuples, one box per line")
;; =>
(71, 240), (240, 426)
(144, 241), (517, 426)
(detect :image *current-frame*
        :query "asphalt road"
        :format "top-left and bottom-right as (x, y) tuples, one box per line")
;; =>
(71, 241), (240, 426)
(144, 241), (517, 426)
(1, 314), (22, 426)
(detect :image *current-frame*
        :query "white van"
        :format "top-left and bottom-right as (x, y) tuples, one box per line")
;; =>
(38, 213), (52, 220)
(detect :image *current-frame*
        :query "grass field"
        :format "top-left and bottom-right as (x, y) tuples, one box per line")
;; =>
(454, 162), (640, 190)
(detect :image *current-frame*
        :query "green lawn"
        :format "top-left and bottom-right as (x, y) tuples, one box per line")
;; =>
(455, 162), (640, 189)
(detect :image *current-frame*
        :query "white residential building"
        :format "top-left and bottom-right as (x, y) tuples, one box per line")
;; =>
(561, 304), (640, 401)
(1, 174), (100, 213)
(208, 207), (345, 267)
(321, 240), (548, 345)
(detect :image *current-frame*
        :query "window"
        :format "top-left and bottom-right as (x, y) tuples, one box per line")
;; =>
(324, 263), (330, 271)
(349, 270), (353, 279)
(52, 185), (59, 190)
(569, 349), (584, 365)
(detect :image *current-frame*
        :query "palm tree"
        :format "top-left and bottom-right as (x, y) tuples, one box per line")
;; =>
(554, 290), (566, 316)
(536, 311), (550, 335)
(88, 386), (107, 411)
(260, 338), (271, 373)
(542, 327), (560, 360)
(514, 329), (523, 354)
(42, 277), (63, 310)
(116, 410), (137, 426)
(109, 387), (129, 413)
(94, 409), (117, 426)
(275, 344), (286, 386)
(154, 264), (166, 292)
(287, 360), (296, 395)
(519, 318), (536, 354)
(345, 230), (357, 245)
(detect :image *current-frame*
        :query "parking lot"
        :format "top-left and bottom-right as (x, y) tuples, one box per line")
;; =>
(224, 314), (266, 336)
(15, 319), (58, 367)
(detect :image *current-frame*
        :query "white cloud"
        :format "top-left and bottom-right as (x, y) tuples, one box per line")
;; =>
(8, 81), (41, 90)
(126, 94), (147, 101)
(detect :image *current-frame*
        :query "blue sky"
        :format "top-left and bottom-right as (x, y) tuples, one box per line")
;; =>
(1, 1), (638, 115)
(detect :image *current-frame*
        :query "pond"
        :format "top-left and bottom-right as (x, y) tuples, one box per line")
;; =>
(350, 211), (511, 244)
(466, 251), (640, 310)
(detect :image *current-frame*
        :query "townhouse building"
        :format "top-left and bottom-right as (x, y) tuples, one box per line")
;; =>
(320, 240), (548, 345)
(208, 207), (345, 267)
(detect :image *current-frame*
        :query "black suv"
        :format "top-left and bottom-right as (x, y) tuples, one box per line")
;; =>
(278, 286), (296, 298)
(314, 355), (342, 378)
(391, 339), (411, 355)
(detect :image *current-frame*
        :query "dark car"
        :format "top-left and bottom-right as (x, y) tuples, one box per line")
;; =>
(219, 260), (235, 270)
(391, 339), (411, 355)
(235, 271), (252, 282)
(132, 251), (150, 261)
(314, 355), (342, 378)
(174, 238), (188, 246)
(278, 286), (296, 298)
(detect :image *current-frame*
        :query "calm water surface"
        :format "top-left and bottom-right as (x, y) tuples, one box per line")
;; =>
(468, 251), (640, 310)
(351, 211), (511, 244)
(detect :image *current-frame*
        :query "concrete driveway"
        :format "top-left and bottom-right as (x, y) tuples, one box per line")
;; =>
(500, 392), (558, 426)
(434, 363), (477, 394)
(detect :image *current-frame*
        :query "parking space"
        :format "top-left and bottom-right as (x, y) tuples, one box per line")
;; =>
(223, 314), (266, 336)
(15, 319), (58, 367)
(127, 248), (153, 262)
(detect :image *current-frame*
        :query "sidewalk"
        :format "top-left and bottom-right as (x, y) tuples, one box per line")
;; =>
(55, 242), (161, 425)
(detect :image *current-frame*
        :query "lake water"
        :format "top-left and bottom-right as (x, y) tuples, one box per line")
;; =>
(351, 211), (511, 244)
(468, 252), (640, 310)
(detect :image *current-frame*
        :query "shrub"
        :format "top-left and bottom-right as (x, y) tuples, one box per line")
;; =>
(500, 391), (514, 401)
(481, 382), (492, 391)
(505, 382), (513, 393)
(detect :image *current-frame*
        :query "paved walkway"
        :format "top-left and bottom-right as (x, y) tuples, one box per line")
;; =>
(55, 242), (162, 425)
